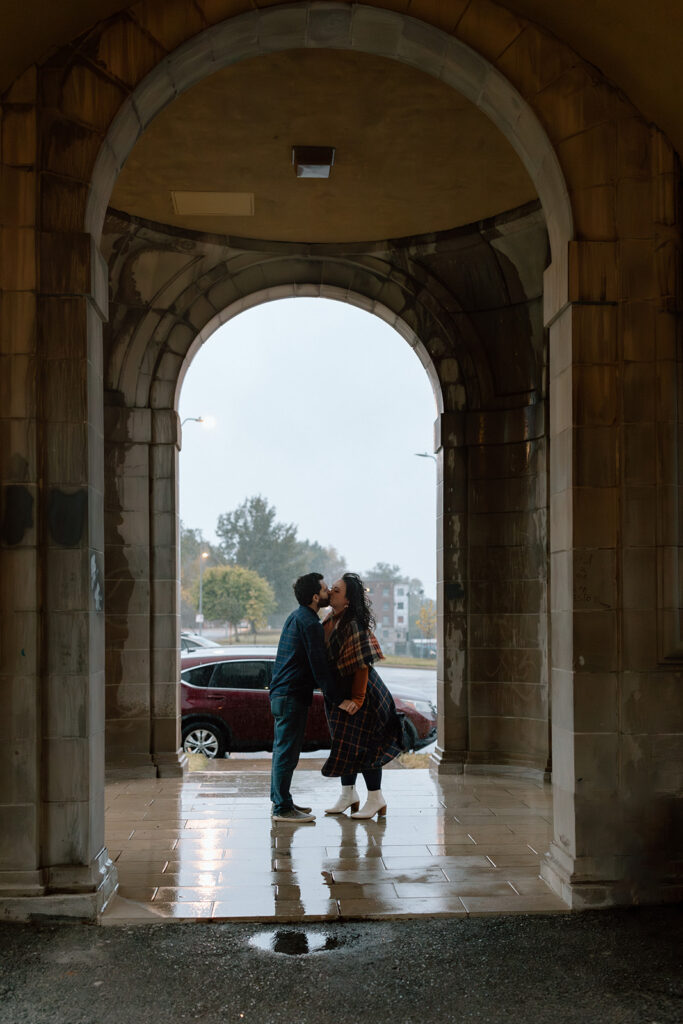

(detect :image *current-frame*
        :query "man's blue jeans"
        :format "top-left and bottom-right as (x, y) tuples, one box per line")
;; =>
(270, 695), (309, 814)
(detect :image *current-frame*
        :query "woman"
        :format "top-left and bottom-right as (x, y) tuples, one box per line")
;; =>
(321, 573), (404, 818)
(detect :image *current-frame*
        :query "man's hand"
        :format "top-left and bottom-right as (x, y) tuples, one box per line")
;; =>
(338, 699), (359, 715)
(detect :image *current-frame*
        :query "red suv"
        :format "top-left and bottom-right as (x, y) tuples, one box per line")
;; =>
(181, 647), (436, 758)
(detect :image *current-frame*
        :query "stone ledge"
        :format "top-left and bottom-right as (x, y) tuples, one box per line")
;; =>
(0, 859), (118, 922)
(542, 855), (683, 910)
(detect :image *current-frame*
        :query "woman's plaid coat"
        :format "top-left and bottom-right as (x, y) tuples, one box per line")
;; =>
(321, 666), (405, 777)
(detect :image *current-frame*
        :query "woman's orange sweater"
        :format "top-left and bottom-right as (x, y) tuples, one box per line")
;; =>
(324, 615), (368, 707)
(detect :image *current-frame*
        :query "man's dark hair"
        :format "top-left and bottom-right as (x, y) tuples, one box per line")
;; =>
(293, 572), (324, 607)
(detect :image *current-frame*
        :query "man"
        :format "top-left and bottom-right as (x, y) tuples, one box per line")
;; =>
(270, 572), (339, 822)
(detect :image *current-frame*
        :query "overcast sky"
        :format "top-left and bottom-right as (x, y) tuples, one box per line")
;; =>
(178, 298), (438, 596)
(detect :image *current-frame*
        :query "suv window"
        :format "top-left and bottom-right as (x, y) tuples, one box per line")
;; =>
(208, 661), (269, 690)
(181, 665), (214, 687)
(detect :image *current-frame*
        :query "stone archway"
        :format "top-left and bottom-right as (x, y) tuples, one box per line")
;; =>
(1, 0), (680, 920)
(101, 200), (551, 783)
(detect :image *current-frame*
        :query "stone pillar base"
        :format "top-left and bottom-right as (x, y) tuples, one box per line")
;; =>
(106, 752), (158, 780)
(153, 749), (188, 778)
(0, 869), (46, 898)
(541, 845), (683, 909)
(465, 763), (549, 783)
(430, 747), (550, 782)
(429, 747), (464, 774)
(105, 750), (187, 779)
(0, 849), (118, 922)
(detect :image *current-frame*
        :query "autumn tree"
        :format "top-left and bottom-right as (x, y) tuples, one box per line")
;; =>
(416, 599), (436, 638)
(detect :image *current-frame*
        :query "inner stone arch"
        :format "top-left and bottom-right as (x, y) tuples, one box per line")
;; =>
(101, 201), (550, 779)
(175, 284), (446, 417)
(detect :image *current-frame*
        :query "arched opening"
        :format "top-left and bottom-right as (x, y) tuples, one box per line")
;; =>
(176, 294), (439, 757)
(94, 7), (563, 915)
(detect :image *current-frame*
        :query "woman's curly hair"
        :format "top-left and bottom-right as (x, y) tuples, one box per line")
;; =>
(340, 572), (375, 632)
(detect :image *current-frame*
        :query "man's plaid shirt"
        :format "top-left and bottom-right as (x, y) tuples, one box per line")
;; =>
(269, 604), (339, 705)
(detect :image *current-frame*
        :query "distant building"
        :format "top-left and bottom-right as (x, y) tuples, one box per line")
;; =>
(366, 579), (409, 655)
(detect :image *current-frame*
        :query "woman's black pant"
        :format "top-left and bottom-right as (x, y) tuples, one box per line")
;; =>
(341, 769), (382, 791)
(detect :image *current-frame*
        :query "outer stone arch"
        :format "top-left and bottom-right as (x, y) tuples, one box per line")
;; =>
(86, 3), (573, 278)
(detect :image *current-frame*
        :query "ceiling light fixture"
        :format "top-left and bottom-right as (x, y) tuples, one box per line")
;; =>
(291, 146), (336, 178)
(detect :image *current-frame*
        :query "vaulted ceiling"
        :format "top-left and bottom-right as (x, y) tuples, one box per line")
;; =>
(110, 50), (536, 243)
(2, 0), (682, 161)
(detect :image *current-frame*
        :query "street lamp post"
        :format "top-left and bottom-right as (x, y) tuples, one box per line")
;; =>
(197, 551), (209, 635)
(414, 451), (437, 463)
(181, 416), (204, 427)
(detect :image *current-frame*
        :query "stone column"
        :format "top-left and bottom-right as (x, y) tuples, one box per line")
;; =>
(431, 412), (468, 773)
(466, 403), (549, 777)
(104, 403), (185, 778)
(543, 128), (683, 906)
(149, 411), (185, 777)
(543, 289), (623, 906)
(3, 233), (116, 918)
(0, 67), (43, 906)
(104, 401), (155, 776)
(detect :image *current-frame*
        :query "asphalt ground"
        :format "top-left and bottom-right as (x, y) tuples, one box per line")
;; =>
(0, 907), (681, 1024)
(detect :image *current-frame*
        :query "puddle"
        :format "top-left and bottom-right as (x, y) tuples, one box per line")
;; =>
(250, 929), (344, 955)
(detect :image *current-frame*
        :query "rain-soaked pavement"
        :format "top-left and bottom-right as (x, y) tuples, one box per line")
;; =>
(4, 762), (680, 1023)
(1, 909), (681, 1023)
(102, 767), (563, 922)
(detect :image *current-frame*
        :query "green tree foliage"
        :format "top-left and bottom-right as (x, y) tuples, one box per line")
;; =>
(365, 561), (406, 581)
(194, 565), (275, 633)
(300, 541), (347, 586)
(216, 495), (346, 622)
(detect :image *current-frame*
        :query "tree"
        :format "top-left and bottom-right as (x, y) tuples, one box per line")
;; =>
(299, 540), (347, 585)
(180, 522), (223, 629)
(416, 599), (436, 638)
(216, 495), (347, 623)
(193, 565), (275, 635)
(365, 562), (406, 581)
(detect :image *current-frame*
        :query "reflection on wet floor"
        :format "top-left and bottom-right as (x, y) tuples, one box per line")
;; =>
(249, 930), (343, 954)
(102, 767), (566, 924)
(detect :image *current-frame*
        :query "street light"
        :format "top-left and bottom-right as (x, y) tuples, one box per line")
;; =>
(197, 551), (209, 635)
(181, 416), (204, 427)
(414, 451), (437, 463)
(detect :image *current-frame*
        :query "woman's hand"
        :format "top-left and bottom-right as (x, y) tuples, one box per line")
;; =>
(338, 699), (359, 715)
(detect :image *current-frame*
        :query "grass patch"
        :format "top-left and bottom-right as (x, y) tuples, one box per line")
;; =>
(381, 655), (436, 669)
(186, 752), (210, 771)
(397, 751), (433, 769)
(217, 632), (279, 646)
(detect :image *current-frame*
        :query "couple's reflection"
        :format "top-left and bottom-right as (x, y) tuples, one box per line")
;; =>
(321, 812), (387, 899)
(269, 812), (387, 913)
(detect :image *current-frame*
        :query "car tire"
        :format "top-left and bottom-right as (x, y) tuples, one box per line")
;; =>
(402, 718), (420, 752)
(182, 721), (228, 759)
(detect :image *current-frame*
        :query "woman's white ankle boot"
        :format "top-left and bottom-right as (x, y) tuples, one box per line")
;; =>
(324, 785), (360, 814)
(350, 790), (387, 819)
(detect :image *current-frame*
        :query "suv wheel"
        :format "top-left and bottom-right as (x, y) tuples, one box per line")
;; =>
(182, 721), (228, 758)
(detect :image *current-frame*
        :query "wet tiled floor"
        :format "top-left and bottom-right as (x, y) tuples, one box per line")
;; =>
(102, 764), (566, 923)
